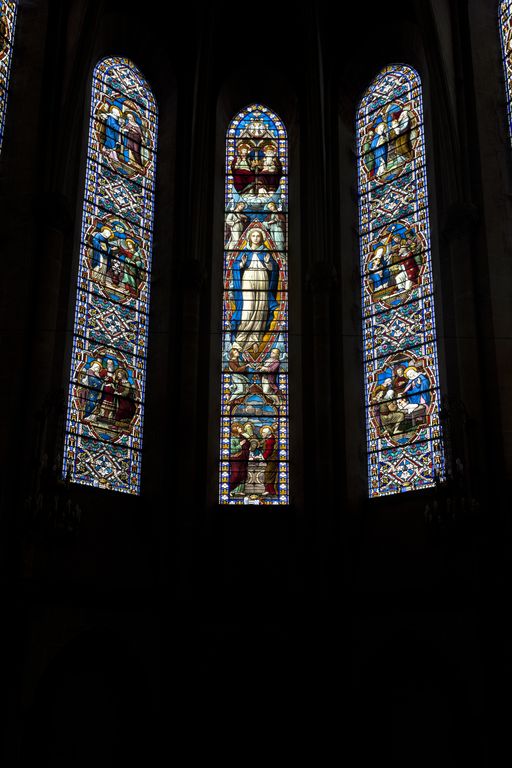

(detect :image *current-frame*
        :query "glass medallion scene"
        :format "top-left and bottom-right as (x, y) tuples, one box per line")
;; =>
(63, 57), (157, 494)
(357, 64), (445, 497)
(219, 104), (289, 505)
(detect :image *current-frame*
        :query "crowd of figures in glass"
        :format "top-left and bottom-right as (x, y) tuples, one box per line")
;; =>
(357, 65), (444, 497)
(63, 57), (157, 494)
(220, 105), (289, 504)
(500, 2), (512, 144)
(0, 1), (17, 153)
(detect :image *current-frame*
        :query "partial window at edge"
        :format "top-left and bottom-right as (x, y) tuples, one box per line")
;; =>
(0, 1), (18, 154)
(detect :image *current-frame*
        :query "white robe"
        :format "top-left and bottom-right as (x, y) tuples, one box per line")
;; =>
(225, 212), (246, 250)
(234, 253), (272, 351)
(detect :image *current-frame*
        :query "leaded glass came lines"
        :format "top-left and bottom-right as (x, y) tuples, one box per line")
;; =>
(0, 1), (17, 154)
(219, 105), (289, 505)
(63, 57), (157, 494)
(357, 65), (445, 497)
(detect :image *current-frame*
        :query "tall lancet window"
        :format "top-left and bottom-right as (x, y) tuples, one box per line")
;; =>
(500, 1), (512, 143)
(0, 1), (18, 154)
(357, 65), (444, 497)
(219, 105), (289, 505)
(63, 57), (158, 494)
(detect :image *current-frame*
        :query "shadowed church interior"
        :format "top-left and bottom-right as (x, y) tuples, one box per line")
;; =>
(1, 0), (511, 764)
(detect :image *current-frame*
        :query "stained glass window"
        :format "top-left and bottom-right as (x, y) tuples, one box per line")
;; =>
(219, 105), (289, 505)
(357, 64), (444, 497)
(63, 57), (157, 494)
(0, 1), (17, 154)
(500, 1), (512, 144)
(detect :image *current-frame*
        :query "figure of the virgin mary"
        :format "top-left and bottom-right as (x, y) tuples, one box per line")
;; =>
(371, 120), (388, 178)
(230, 228), (279, 354)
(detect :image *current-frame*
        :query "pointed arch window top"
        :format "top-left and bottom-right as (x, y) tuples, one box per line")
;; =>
(227, 103), (287, 139)
(94, 56), (157, 115)
(63, 57), (158, 495)
(358, 64), (421, 118)
(357, 64), (444, 497)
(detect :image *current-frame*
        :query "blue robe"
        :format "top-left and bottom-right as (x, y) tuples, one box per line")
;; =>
(370, 266), (390, 291)
(104, 114), (120, 151)
(230, 246), (279, 341)
(84, 370), (103, 417)
(371, 133), (387, 176)
(406, 373), (431, 405)
(91, 228), (129, 273)
(91, 231), (113, 272)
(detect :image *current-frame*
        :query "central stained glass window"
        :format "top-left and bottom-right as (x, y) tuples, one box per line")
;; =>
(357, 64), (444, 497)
(219, 104), (289, 505)
(63, 57), (157, 494)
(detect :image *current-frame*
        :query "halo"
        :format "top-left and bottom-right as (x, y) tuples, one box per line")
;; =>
(246, 226), (266, 243)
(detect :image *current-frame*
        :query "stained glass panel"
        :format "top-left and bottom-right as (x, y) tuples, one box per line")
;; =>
(0, 1), (17, 154)
(500, 2), (512, 144)
(63, 57), (157, 494)
(219, 105), (289, 505)
(357, 65), (445, 497)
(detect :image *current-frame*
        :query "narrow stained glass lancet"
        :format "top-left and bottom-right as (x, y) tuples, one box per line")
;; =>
(219, 105), (289, 504)
(500, 1), (512, 145)
(63, 57), (158, 494)
(357, 64), (444, 497)
(0, 1), (17, 154)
